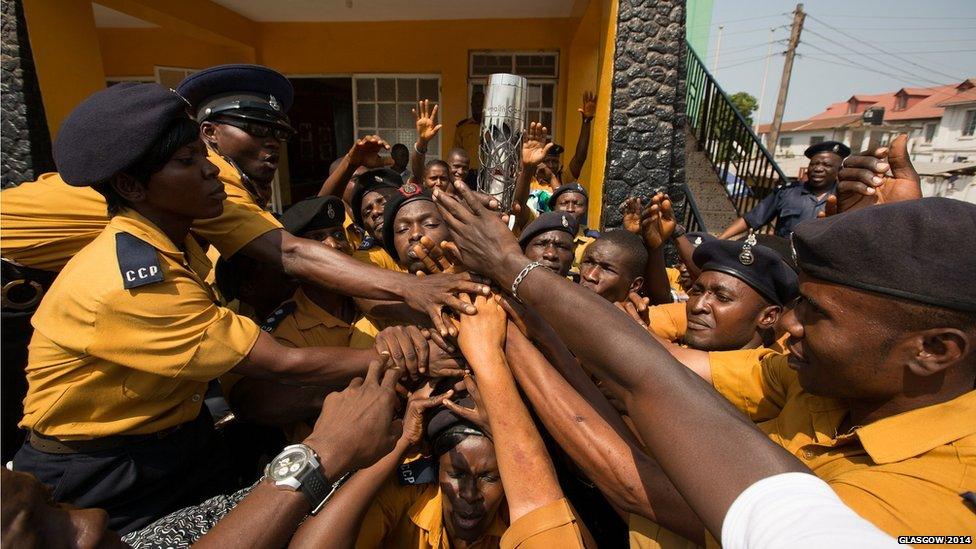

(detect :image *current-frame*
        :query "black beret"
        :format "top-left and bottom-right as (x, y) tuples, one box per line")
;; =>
(381, 182), (433, 261)
(685, 231), (717, 249)
(545, 143), (565, 157)
(519, 211), (580, 250)
(177, 64), (293, 128)
(54, 83), (191, 187)
(426, 396), (486, 451)
(693, 238), (798, 306)
(547, 182), (588, 209)
(804, 140), (851, 159)
(281, 196), (346, 237)
(351, 168), (403, 228)
(752, 234), (797, 272)
(792, 197), (976, 312)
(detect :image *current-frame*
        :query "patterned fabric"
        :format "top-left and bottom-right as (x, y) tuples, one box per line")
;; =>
(122, 483), (255, 548)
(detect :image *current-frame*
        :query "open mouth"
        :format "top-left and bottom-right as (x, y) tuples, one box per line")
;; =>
(579, 280), (597, 290)
(454, 513), (484, 531)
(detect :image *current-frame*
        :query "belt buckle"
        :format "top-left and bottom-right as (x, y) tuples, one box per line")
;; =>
(2, 279), (44, 310)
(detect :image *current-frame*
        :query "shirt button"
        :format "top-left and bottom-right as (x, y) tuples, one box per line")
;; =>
(802, 449), (816, 460)
(191, 394), (201, 402)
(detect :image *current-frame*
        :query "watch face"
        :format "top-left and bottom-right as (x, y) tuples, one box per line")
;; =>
(270, 447), (311, 481)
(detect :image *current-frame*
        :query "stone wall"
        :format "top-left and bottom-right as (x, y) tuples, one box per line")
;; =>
(1, 0), (53, 188)
(602, 0), (686, 229)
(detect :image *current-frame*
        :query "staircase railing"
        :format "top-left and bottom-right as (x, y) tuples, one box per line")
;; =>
(685, 41), (790, 228)
(675, 182), (707, 233)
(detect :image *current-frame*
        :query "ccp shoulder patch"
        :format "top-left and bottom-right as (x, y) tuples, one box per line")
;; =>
(397, 457), (436, 485)
(115, 233), (164, 289)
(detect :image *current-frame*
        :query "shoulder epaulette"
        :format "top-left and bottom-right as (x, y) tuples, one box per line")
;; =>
(358, 235), (376, 251)
(115, 233), (164, 290)
(397, 457), (437, 485)
(456, 118), (474, 127)
(584, 228), (601, 238)
(260, 301), (297, 332)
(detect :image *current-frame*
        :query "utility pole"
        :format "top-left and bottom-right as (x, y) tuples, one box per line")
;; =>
(768, 4), (804, 151)
(712, 25), (725, 72)
(754, 28), (776, 133)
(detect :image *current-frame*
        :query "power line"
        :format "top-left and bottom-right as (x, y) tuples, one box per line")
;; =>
(802, 49), (976, 56)
(686, 13), (787, 29)
(704, 38), (786, 59)
(716, 54), (776, 71)
(802, 23), (961, 85)
(807, 12), (969, 83)
(816, 15), (976, 20)
(820, 26), (976, 31)
(798, 38), (947, 87)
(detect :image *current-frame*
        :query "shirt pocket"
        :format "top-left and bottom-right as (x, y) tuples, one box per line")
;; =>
(779, 206), (805, 220)
(122, 370), (183, 401)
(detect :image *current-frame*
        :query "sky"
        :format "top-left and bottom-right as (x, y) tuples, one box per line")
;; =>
(699, 0), (976, 123)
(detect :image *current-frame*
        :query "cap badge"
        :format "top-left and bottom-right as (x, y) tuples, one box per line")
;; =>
(561, 216), (569, 228)
(269, 94), (281, 111)
(693, 236), (702, 247)
(326, 204), (336, 219)
(401, 182), (420, 196)
(739, 232), (757, 266)
(831, 144), (840, 153)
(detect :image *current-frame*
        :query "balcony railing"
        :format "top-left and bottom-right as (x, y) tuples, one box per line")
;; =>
(685, 42), (790, 230)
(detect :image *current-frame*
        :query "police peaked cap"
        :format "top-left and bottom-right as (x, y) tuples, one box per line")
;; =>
(518, 211), (580, 250)
(54, 83), (192, 187)
(545, 143), (565, 157)
(281, 196), (346, 237)
(547, 182), (589, 210)
(804, 140), (851, 159)
(693, 239), (798, 306)
(177, 64), (293, 128)
(351, 168), (404, 228)
(792, 197), (976, 312)
(381, 183), (435, 262)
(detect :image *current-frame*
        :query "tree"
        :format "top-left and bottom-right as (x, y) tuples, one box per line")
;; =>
(729, 92), (759, 127)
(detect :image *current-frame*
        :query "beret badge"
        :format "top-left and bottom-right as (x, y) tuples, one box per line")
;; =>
(739, 232), (757, 266)
(561, 215), (569, 228)
(269, 94), (281, 111)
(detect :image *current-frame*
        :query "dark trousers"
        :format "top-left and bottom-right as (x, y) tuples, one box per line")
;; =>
(13, 411), (236, 535)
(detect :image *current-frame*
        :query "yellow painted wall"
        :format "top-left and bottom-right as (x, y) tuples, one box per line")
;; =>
(98, 28), (254, 77)
(257, 18), (575, 156)
(22, 0), (106, 138)
(585, 0), (617, 228)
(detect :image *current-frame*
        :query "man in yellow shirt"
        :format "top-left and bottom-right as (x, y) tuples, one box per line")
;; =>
(452, 91), (484, 171)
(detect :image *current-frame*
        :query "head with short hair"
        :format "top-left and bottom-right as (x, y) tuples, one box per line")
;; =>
(549, 183), (588, 225)
(391, 143), (409, 172)
(578, 231), (648, 303)
(424, 159), (452, 193)
(447, 148), (471, 182)
(382, 185), (450, 274)
(519, 212), (579, 277)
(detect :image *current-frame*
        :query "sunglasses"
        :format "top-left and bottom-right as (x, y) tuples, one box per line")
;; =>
(215, 117), (294, 141)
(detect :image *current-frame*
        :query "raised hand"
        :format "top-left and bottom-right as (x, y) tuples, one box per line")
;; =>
(640, 192), (676, 250)
(522, 122), (554, 167)
(412, 235), (460, 274)
(304, 357), (402, 475)
(620, 196), (643, 235)
(615, 291), (650, 328)
(401, 271), (491, 338)
(413, 99), (442, 146)
(401, 381), (454, 449)
(457, 293), (508, 366)
(347, 135), (393, 169)
(373, 325), (429, 379)
(830, 133), (921, 215)
(433, 182), (525, 282)
(579, 91), (597, 120)
(427, 342), (468, 378)
(441, 375), (492, 436)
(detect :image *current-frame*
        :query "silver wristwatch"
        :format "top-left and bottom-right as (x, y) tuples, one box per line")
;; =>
(265, 444), (334, 514)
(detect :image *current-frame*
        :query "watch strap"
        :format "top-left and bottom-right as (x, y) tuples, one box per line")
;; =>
(298, 468), (352, 515)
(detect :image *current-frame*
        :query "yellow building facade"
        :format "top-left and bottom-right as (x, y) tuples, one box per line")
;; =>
(22, 0), (617, 226)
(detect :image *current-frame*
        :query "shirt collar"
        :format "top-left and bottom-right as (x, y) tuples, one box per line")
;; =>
(206, 148), (261, 202)
(408, 485), (507, 547)
(855, 390), (976, 464)
(109, 210), (189, 257)
(291, 287), (350, 331)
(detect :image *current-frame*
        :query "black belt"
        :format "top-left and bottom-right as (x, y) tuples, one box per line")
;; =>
(1, 258), (57, 313)
(28, 424), (185, 455)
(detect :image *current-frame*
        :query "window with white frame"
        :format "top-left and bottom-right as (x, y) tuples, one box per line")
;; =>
(809, 135), (824, 146)
(923, 122), (938, 143)
(778, 137), (793, 148)
(354, 75), (441, 155)
(963, 109), (976, 137)
(468, 51), (559, 135)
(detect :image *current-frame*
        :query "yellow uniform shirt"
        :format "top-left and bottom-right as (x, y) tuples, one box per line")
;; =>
(267, 286), (365, 349)
(712, 354), (976, 538)
(349, 247), (406, 348)
(500, 498), (591, 549)
(356, 478), (508, 549)
(453, 118), (482, 170)
(647, 302), (687, 342)
(665, 268), (683, 293)
(20, 211), (261, 440)
(0, 150), (281, 273)
(572, 228), (596, 276)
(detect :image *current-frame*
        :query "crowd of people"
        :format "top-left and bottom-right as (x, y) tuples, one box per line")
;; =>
(0, 63), (973, 548)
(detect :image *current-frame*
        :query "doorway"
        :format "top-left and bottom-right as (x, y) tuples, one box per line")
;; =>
(285, 77), (354, 204)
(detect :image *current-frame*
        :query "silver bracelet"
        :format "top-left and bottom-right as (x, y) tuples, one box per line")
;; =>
(511, 261), (545, 301)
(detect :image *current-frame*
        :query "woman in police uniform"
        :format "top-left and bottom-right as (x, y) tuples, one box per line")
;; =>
(13, 83), (393, 534)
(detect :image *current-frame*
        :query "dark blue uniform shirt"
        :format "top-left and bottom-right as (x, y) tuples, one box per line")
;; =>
(743, 183), (835, 237)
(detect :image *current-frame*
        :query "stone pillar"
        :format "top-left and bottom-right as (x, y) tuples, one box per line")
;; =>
(1, 0), (53, 188)
(602, 0), (686, 229)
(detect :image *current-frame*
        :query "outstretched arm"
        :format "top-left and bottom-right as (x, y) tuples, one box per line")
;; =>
(318, 136), (392, 198)
(513, 122), (553, 231)
(568, 91), (596, 180)
(409, 99), (442, 185)
(433, 181), (810, 539)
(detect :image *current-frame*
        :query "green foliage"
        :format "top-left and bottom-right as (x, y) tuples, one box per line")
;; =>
(729, 92), (758, 127)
